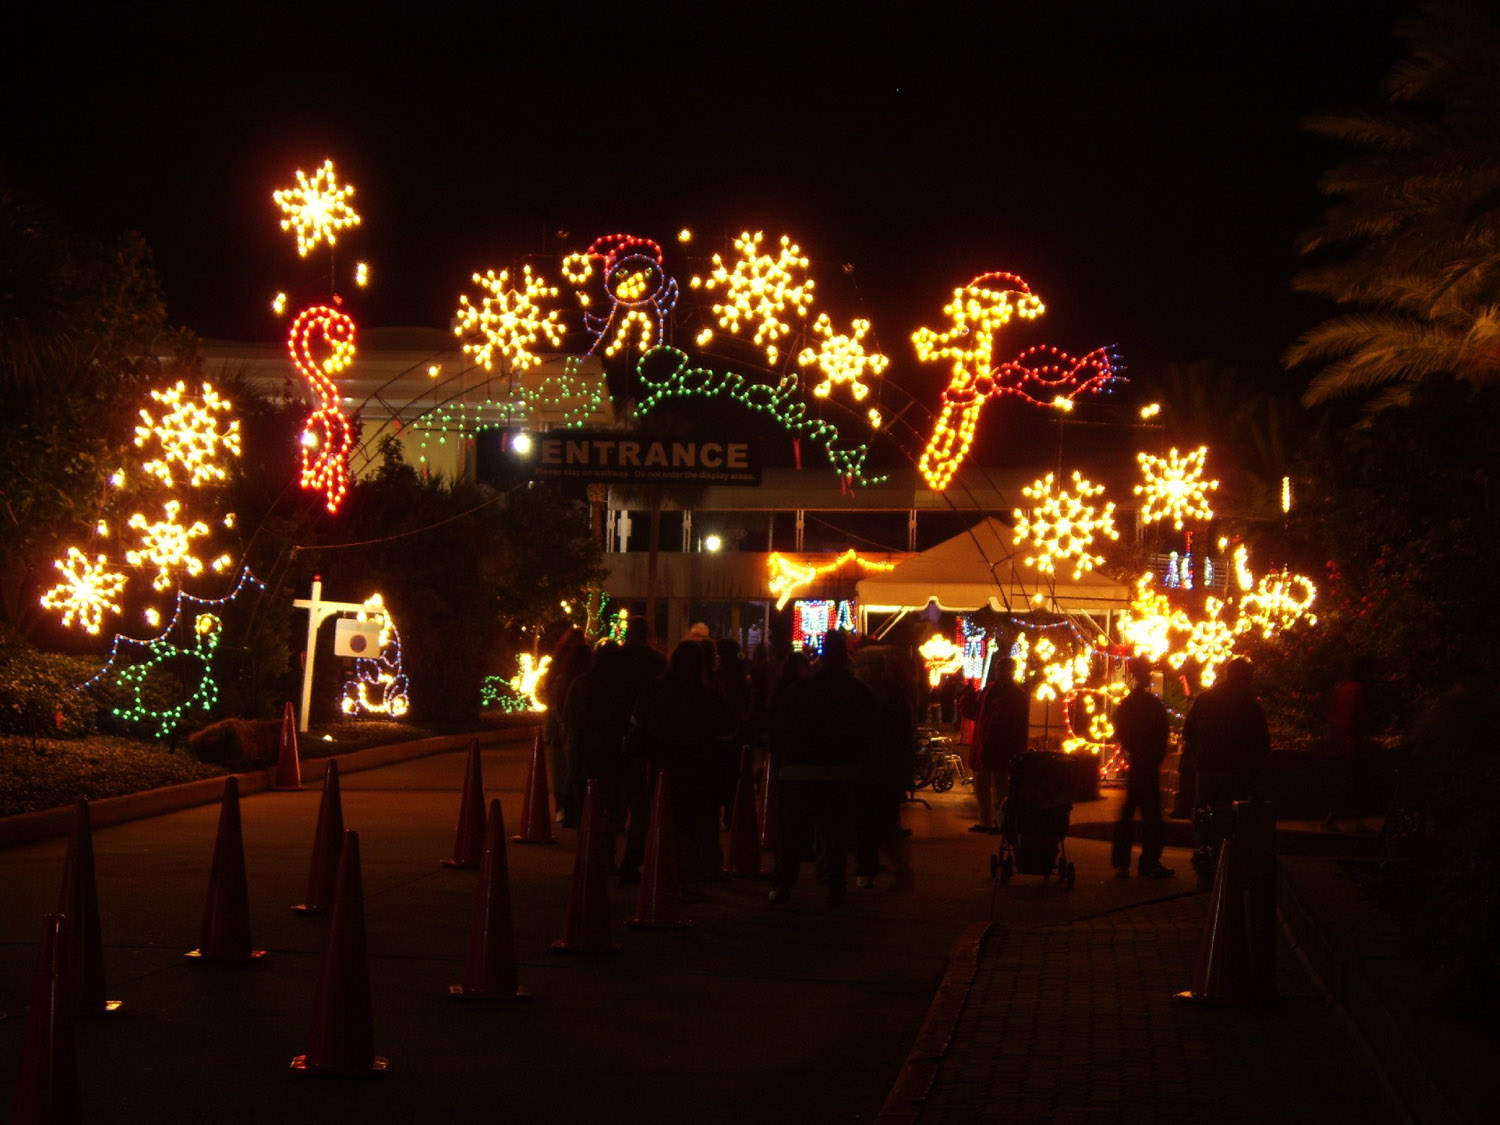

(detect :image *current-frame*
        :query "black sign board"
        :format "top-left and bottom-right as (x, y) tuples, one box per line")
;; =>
(520, 431), (761, 486)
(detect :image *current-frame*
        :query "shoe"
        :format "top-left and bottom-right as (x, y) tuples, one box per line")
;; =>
(1114, 866), (1131, 879)
(855, 875), (874, 889)
(1142, 865), (1176, 879)
(968, 824), (993, 833)
(553, 809), (566, 823)
(767, 888), (789, 904)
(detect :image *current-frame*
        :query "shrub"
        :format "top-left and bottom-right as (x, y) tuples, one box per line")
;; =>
(0, 643), (101, 738)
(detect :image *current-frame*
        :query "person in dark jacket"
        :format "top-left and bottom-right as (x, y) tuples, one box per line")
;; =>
(1110, 656), (1175, 879)
(963, 657), (1030, 834)
(766, 630), (877, 905)
(1181, 656), (1270, 887)
(615, 615), (667, 883)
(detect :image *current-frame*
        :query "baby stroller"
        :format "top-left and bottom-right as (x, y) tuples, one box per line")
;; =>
(989, 750), (1076, 889)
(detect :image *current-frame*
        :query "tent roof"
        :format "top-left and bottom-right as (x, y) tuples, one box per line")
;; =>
(855, 516), (1132, 613)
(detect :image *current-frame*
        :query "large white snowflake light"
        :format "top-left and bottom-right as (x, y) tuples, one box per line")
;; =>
(454, 266), (564, 373)
(126, 499), (209, 591)
(40, 548), (128, 635)
(690, 230), (814, 363)
(1134, 446), (1218, 530)
(135, 380), (241, 488)
(272, 159), (361, 258)
(1013, 471), (1119, 580)
(796, 314), (888, 401)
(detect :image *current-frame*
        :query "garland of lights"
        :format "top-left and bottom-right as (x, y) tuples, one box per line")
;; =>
(562, 234), (679, 357)
(288, 305), (357, 514)
(272, 159), (361, 258)
(634, 346), (884, 486)
(338, 594), (410, 718)
(453, 265), (565, 374)
(1135, 446), (1218, 530)
(913, 272), (1122, 490)
(796, 313), (888, 402)
(690, 231), (814, 364)
(766, 549), (896, 610)
(1013, 471), (1119, 581)
(84, 568), (263, 738)
(1060, 683), (1128, 756)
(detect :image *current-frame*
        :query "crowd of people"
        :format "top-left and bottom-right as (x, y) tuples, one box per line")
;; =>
(538, 621), (922, 905)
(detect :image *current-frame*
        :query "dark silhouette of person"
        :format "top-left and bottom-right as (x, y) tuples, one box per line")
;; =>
(964, 657), (1030, 833)
(615, 615), (667, 883)
(1110, 656), (1175, 879)
(1181, 656), (1270, 888)
(630, 640), (733, 900)
(541, 627), (592, 827)
(562, 641), (634, 864)
(1324, 654), (1375, 831)
(852, 645), (918, 892)
(766, 630), (877, 905)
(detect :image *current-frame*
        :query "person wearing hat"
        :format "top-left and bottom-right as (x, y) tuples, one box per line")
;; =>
(1111, 656), (1175, 879)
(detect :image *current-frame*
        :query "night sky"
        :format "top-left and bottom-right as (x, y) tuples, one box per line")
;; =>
(4, 1), (1412, 424)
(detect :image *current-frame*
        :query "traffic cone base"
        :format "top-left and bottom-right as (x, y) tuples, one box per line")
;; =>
(194, 776), (263, 962)
(186, 947), (267, 963)
(449, 982), (532, 1001)
(12, 915), (80, 1124)
(271, 701), (303, 790)
(452, 800), (531, 999)
(1174, 838), (1256, 1006)
(59, 797), (123, 1015)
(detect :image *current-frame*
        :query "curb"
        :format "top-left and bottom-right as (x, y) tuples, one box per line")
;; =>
(875, 920), (993, 1124)
(0, 724), (539, 851)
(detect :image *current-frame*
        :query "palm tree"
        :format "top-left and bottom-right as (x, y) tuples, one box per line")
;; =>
(1286, 0), (1500, 406)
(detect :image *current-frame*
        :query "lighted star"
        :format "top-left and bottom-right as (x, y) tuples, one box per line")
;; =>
(1013, 471), (1119, 581)
(135, 380), (241, 488)
(454, 265), (564, 373)
(796, 314), (888, 401)
(690, 231), (814, 363)
(40, 548), (127, 634)
(1134, 446), (1218, 530)
(126, 499), (209, 591)
(272, 159), (361, 258)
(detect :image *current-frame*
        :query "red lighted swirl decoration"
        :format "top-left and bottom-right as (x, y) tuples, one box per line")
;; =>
(287, 305), (356, 513)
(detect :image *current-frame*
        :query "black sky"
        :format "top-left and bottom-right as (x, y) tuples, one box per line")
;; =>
(4, 1), (1412, 414)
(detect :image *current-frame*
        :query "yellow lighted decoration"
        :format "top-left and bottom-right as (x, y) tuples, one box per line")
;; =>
(126, 499), (209, 591)
(1140, 403), (1161, 420)
(40, 548), (128, 634)
(454, 265), (564, 373)
(1238, 569), (1318, 639)
(919, 634), (964, 688)
(1135, 446), (1218, 530)
(1174, 598), (1240, 686)
(273, 159), (360, 258)
(512, 653), (551, 712)
(339, 595), (409, 718)
(135, 381), (241, 488)
(272, 292), (287, 315)
(765, 549), (897, 610)
(1034, 646), (1093, 704)
(1117, 575), (1189, 664)
(1013, 471), (1118, 581)
(355, 261), (369, 287)
(796, 314), (888, 401)
(1061, 682), (1129, 755)
(690, 230), (814, 363)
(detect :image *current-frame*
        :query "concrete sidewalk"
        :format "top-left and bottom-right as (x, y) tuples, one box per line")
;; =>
(2, 738), (1491, 1122)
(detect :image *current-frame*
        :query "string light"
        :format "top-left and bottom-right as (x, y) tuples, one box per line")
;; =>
(766, 549), (896, 610)
(135, 381), (241, 488)
(918, 633), (964, 687)
(126, 499), (209, 591)
(796, 314), (888, 401)
(635, 346), (884, 486)
(339, 594), (410, 718)
(272, 159), (360, 258)
(1135, 446), (1218, 530)
(454, 265), (564, 373)
(272, 292), (287, 315)
(562, 234), (679, 357)
(1013, 470), (1118, 580)
(1238, 569), (1317, 639)
(287, 305), (356, 513)
(40, 548), (127, 635)
(690, 230), (814, 363)
(354, 261), (369, 287)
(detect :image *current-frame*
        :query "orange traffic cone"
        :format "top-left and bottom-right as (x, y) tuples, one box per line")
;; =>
(10, 914), (80, 1124)
(293, 760), (344, 915)
(1175, 838), (1255, 1005)
(270, 701), (302, 790)
(444, 737), (487, 869)
(512, 729), (556, 845)
(628, 769), (687, 929)
(188, 776), (265, 963)
(57, 798), (120, 1016)
(452, 799), (530, 1001)
(292, 830), (389, 1076)
(723, 746), (761, 878)
(552, 780), (619, 954)
(757, 752), (777, 852)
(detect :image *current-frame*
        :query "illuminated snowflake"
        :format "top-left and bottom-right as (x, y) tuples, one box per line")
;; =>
(1175, 598), (1240, 685)
(796, 314), (888, 401)
(1117, 574), (1190, 664)
(272, 159), (361, 258)
(135, 381), (241, 488)
(454, 266), (564, 373)
(40, 548), (127, 634)
(1134, 446), (1218, 530)
(126, 499), (209, 591)
(690, 231), (814, 363)
(1013, 471), (1119, 580)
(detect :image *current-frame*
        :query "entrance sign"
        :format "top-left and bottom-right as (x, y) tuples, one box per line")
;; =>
(525, 431), (760, 486)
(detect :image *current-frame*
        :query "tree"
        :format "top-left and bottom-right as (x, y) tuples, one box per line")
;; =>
(1286, 0), (1500, 406)
(0, 187), (194, 633)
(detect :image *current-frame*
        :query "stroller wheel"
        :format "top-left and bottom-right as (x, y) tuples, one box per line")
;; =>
(932, 771), (954, 794)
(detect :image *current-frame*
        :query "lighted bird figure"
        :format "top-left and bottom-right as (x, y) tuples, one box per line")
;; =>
(288, 305), (356, 513)
(914, 272), (1123, 490)
(562, 234), (679, 357)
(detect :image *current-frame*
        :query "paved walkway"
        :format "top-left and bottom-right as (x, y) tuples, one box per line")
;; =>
(1, 731), (1487, 1122)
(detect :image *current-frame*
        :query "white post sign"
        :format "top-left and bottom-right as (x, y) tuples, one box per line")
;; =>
(291, 577), (386, 733)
